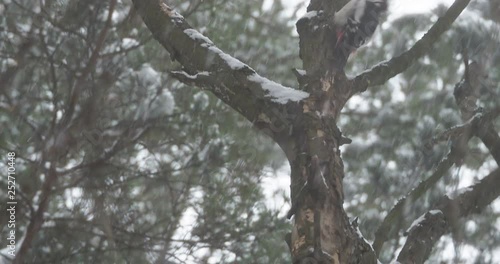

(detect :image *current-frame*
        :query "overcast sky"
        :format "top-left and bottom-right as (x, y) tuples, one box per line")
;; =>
(281, 0), (457, 18)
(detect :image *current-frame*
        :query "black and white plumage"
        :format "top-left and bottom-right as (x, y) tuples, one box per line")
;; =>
(332, 0), (388, 70)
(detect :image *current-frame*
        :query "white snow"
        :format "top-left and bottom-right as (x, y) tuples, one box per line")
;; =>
(193, 91), (210, 109)
(121, 37), (139, 49)
(133, 64), (176, 120)
(197, 145), (210, 161)
(111, 8), (128, 24)
(247, 73), (309, 104)
(355, 225), (375, 251)
(64, 187), (83, 210)
(406, 213), (426, 233)
(137, 63), (161, 87)
(429, 209), (442, 215)
(295, 69), (307, 76)
(135, 90), (175, 120)
(208, 46), (247, 70)
(301, 10), (318, 20)
(4, 58), (17, 67)
(406, 210), (443, 233)
(153, 91), (175, 115)
(172, 71), (210, 80)
(183, 28), (254, 71)
(184, 29), (214, 45)
(446, 186), (474, 199)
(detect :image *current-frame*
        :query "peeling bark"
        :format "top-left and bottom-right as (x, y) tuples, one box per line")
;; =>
(130, 0), (481, 263)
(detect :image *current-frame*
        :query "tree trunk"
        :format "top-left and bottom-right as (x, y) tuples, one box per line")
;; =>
(283, 1), (376, 262)
(131, 0), (474, 262)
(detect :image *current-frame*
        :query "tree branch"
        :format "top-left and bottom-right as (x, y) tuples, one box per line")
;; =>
(397, 168), (500, 263)
(477, 125), (500, 166)
(61, 0), (117, 127)
(429, 106), (500, 146)
(13, 165), (58, 264)
(397, 210), (447, 264)
(452, 54), (500, 166)
(372, 106), (499, 255)
(393, 52), (500, 262)
(372, 152), (456, 255)
(473, 107), (500, 166)
(131, 0), (309, 140)
(352, 0), (471, 94)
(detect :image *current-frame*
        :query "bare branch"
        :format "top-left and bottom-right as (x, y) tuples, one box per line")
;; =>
(352, 0), (471, 93)
(429, 107), (500, 146)
(397, 168), (500, 263)
(13, 165), (58, 264)
(392, 51), (500, 261)
(373, 106), (500, 254)
(452, 54), (500, 166)
(430, 122), (472, 146)
(477, 125), (500, 166)
(372, 152), (456, 255)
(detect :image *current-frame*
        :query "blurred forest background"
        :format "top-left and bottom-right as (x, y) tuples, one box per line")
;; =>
(0, 0), (499, 263)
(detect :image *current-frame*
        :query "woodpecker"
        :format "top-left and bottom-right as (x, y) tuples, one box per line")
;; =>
(332, 0), (388, 70)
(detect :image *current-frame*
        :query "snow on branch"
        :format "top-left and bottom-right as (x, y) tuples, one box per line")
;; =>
(247, 74), (309, 104)
(352, 0), (471, 93)
(397, 168), (500, 263)
(373, 107), (500, 254)
(372, 152), (456, 255)
(397, 210), (446, 263)
(131, 0), (308, 130)
(169, 70), (212, 87)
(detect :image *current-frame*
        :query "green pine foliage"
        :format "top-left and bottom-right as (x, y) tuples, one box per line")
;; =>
(341, 1), (500, 263)
(0, 0), (498, 263)
(0, 0), (295, 262)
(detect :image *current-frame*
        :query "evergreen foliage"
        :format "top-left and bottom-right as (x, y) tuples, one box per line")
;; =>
(0, 0), (498, 263)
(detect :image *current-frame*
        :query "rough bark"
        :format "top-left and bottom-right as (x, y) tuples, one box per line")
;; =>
(131, 0), (311, 155)
(129, 0), (488, 263)
(290, 0), (471, 262)
(397, 168), (500, 263)
(288, 1), (375, 262)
